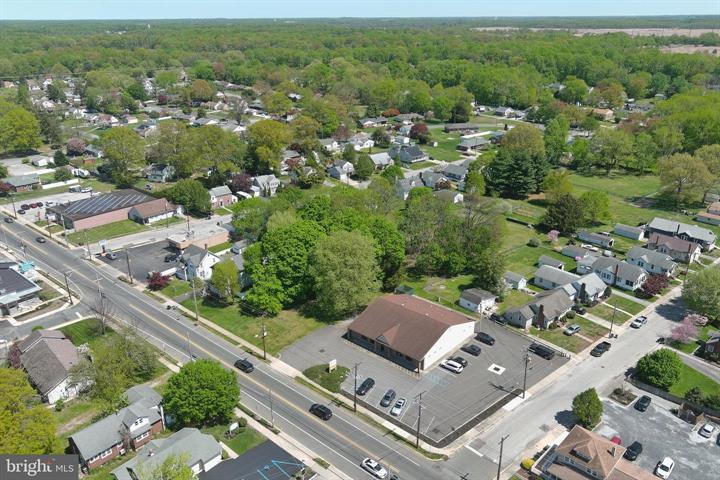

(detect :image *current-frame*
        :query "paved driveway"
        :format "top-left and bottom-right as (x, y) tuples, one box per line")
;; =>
(98, 240), (179, 281)
(597, 393), (718, 480)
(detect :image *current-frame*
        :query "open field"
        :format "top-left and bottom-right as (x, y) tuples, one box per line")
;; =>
(67, 219), (147, 245)
(604, 295), (645, 315)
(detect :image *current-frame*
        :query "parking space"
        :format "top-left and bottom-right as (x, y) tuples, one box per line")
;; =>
(98, 240), (178, 281)
(281, 318), (567, 445)
(597, 394), (718, 480)
(10, 190), (93, 224)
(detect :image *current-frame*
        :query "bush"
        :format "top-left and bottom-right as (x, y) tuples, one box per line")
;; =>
(572, 388), (603, 428)
(565, 311), (576, 319)
(237, 417), (248, 428)
(635, 349), (682, 390)
(521, 458), (535, 471)
(527, 238), (540, 247)
(54, 398), (65, 412)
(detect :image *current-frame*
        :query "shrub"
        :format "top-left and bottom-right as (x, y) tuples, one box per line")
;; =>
(147, 272), (171, 291)
(635, 349), (682, 390)
(54, 398), (65, 412)
(521, 458), (535, 471)
(527, 238), (540, 247)
(565, 311), (576, 319)
(237, 417), (248, 428)
(572, 388), (603, 428)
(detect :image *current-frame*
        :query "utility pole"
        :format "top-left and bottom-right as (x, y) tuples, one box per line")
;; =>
(189, 270), (199, 324)
(45, 212), (53, 239)
(186, 211), (190, 236)
(522, 350), (531, 398)
(186, 328), (193, 361)
(260, 319), (268, 360)
(415, 392), (424, 448)
(497, 434), (510, 480)
(124, 249), (134, 284)
(10, 194), (17, 219)
(63, 272), (74, 305)
(83, 230), (91, 259)
(353, 363), (360, 412)
(609, 302), (617, 337)
(269, 388), (275, 428)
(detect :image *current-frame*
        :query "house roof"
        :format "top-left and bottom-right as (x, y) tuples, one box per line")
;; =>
(0, 263), (42, 306)
(50, 189), (154, 221)
(460, 288), (496, 305)
(440, 164), (469, 178)
(112, 428), (221, 480)
(503, 271), (525, 283)
(5, 174), (40, 187)
(507, 288), (573, 322)
(534, 265), (579, 286)
(579, 230), (613, 244)
(19, 330), (79, 396)
(253, 174), (279, 188)
(459, 137), (489, 148)
(648, 217), (716, 244)
(648, 232), (701, 254)
(209, 185), (232, 198)
(370, 152), (392, 166)
(348, 295), (474, 361)
(199, 440), (304, 480)
(592, 258), (646, 282)
(182, 245), (216, 268)
(539, 255), (565, 268)
(131, 198), (176, 219)
(573, 273), (607, 299)
(561, 245), (590, 259)
(627, 246), (676, 271)
(614, 223), (644, 236)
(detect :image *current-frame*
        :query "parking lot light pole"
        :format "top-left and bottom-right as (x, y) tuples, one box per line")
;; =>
(353, 363), (360, 412)
(496, 434), (510, 480)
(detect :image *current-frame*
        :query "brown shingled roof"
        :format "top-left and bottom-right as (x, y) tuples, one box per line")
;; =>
(347, 295), (474, 361)
(556, 425), (624, 478)
(131, 198), (176, 219)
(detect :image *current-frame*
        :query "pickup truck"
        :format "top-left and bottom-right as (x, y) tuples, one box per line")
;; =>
(590, 341), (612, 357)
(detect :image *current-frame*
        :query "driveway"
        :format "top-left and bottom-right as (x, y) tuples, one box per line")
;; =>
(0, 155), (55, 177)
(98, 240), (179, 281)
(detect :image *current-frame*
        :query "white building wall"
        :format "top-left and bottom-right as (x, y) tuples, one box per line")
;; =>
(423, 322), (475, 369)
(458, 297), (480, 313)
(203, 454), (222, 472)
(45, 378), (80, 404)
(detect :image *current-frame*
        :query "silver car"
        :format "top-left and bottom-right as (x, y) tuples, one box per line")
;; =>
(390, 398), (406, 417)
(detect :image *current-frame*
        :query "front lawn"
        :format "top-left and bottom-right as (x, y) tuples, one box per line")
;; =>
(586, 303), (632, 325)
(604, 295), (645, 315)
(209, 241), (233, 253)
(303, 364), (350, 393)
(201, 423), (266, 456)
(424, 131), (463, 162)
(497, 289), (534, 314)
(572, 316), (610, 340)
(182, 298), (325, 355)
(160, 279), (192, 298)
(61, 318), (110, 347)
(67, 219), (147, 245)
(403, 160), (436, 170)
(669, 363), (720, 397)
(530, 326), (590, 353)
(504, 244), (576, 277)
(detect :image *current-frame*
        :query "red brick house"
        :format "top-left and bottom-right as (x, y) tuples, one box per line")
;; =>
(48, 189), (157, 231)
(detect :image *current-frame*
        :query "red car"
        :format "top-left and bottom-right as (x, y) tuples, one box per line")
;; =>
(611, 436), (622, 445)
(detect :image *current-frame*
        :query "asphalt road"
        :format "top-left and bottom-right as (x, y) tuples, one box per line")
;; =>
(0, 218), (474, 480)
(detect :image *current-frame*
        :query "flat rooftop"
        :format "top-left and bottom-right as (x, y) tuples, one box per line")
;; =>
(50, 189), (154, 221)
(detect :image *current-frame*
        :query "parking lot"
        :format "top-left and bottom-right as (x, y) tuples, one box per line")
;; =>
(597, 393), (718, 480)
(281, 318), (567, 445)
(98, 240), (179, 281)
(7, 190), (94, 225)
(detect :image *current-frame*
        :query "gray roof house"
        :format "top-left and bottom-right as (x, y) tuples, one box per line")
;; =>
(571, 273), (608, 303)
(533, 265), (579, 291)
(576, 255), (599, 275)
(177, 245), (220, 281)
(251, 174), (280, 197)
(369, 152), (393, 170)
(561, 245), (591, 260)
(389, 144), (428, 164)
(503, 272), (527, 290)
(459, 288), (497, 313)
(504, 289), (574, 330)
(647, 232), (702, 264)
(538, 255), (566, 270)
(647, 217), (716, 251)
(4, 174), (40, 192)
(626, 246), (677, 276)
(0, 262), (42, 315)
(457, 136), (489, 152)
(614, 223), (644, 241)
(395, 176), (422, 200)
(69, 385), (163, 470)
(591, 257), (647, 291)
(146, 164), (175, 183)
(440, 164), (469, 181)
(420, 171), (448, 189)
(578, 230), (615, 248)
(112, 428), (222, 480)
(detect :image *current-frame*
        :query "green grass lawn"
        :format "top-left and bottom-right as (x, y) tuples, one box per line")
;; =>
(604, 295), (645, 315)
(502, 220), (544, 252)
(67, 219), (147, 245)
(53, 396), (104, 435)
(404, 160), (436, 170)
(497, 289), (534, 314)
(668, 326), (716, 355)
(209, 241), (233, 253)
(504, 244), (576, 277)
(201, 423), (266, 456)
(182, 298), (326, 355)
(530, 326), (591, 353)
(303, 365), (350, 393)
(572, 316), (610, 340)
(160, 279), (192, 298)
(586, 303), (632, 325)
(61, 318), (110, 347)
(400, 274), (478, 314)
(669, 362), (720, 397)
(424, 131), (463, 162)
(37, 280), (62, 301)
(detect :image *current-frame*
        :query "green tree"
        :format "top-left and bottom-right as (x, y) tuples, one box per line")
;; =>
(632, 132), (658, 174)
(541, 193), (585, 234)
(264, 91), (293, 116)
(572, 388), (603, 428)
(464, 170), (486, 196)
(579, 191), (612, 225)
(355, 153), (374, 180)
(541, 170), (573, 203)
(210, 258), (240, 303)
(684, 386), (704, 406)
(137, 453), (194, 480)
(371, 128), (391, 148)
(570, 138), (592, 172)
(37, 111), (63, 146)
(695, 144), (720, 203)
(155, 120), (189, 177)
(247, 120), (292, 173)
(0, 367), (57, 454)
(164, 179), (212, 216)
(189, 79), (214, 102)
(590, 128), (633, 174)
(54, 168), (72, 181)
(559, 76), (589, 104)
(635, 349), (682, 390)
(380, 164), (404, 183)
(659, 153), (711, 204)
(310, 230), (380, 318)
(682, 266), (720, 320)
(544, 115), (570, 165)
(164, 359), (239, 426)
(486, 148), (535, 199)
(156, 70), (179, 90)
(291, 116), (321, 155)
(101, 126), (145, 185)
(0, 107), (42, 153)
(652, 124), (684, 159)
(53, 149), (69, 166)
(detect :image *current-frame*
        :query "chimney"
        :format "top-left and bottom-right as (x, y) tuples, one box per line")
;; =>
(536, 304), (545, 329)
(579, 283), (587, 302)
(611, 446), (617, 457)
(613, 263), (620, 285)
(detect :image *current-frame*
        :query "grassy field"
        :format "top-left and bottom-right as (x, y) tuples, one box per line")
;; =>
(303, 365), (350, 393)
(400, 274), (477, 314)
(201, 423), (266, 456)
(505, 244), (576, 277)
(181, 298), (326, 355)
(604, 295), (646, 315)
(572, 316), (610, 340)
(61, 318), (110, 347)
(209, 241), (233, 253)
(67, 219), (147, 245)
(587, 303), (632, 324)
(404, 160), (436, 170)
(669, 362), (720, 397)
(424, 131), (463, 162)
(530, 326), (591, 353)
(497, 289), (534, 314)
(160, 279), (192, 298)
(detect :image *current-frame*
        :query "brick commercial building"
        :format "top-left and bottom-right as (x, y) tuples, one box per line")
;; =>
(48, 189), (158, 231)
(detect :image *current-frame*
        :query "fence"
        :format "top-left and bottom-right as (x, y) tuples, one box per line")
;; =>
(41, 178), (79, 190)
(627, 376), (720, 419)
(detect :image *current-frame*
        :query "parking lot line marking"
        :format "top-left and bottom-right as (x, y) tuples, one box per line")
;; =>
(465, 445), (485, 458)
(424, 416), (436, 435)
(75, 311), (82, 319)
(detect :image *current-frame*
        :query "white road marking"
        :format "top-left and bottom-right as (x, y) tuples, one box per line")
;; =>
(465, 445), (485, 458)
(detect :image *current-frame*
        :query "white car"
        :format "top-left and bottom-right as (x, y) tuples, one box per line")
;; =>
(390, 398), (406, 417)
(44, 200), (56, 207)
(441, 359), (464, 374)
(630, 316), (648, 329)
(699, 423), (716, 438)
(654, 457), (674, 479)
(361, 458), (388, 479)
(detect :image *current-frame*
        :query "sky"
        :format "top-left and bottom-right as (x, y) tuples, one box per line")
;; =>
(0, 0), (718, 20)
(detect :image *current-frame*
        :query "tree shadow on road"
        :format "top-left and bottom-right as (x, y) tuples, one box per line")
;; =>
(554, 409), (575, 429)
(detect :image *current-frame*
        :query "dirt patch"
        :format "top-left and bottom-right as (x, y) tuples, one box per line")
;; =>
(660, 45), (720, 56)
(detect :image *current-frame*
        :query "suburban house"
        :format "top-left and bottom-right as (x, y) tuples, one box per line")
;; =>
(457, 136), (489, 153)
(533, 265), (580, 291)
(17, 330), (85, 404)
(614, 223), (644, 241)
(392, 113), (423, 125)
(459, 288), (497, 313)
(696, 202), (720, 226)
(111, 428), (222, 480)
(647, 217), (716, 251)
(389, 144), (428, 164)
(69, 385), (164, 471)
(571, 273), (608, 304)
(561, 245), (591, 260)
(176, 245), (220, 281)
(591, 107), (615, 121)
(392, 135), (410, 145)
(30, 155), (50, 167)
(538, 425), (655, 480)
(395, 176), (422, 201)
(538, 255), (566, 270)
(4, 174), (40, 192)
(444, 123), (480, 133)
(349, 132), (374, 151)
(209, 185), (236, 209)
(135, 123), (158, 138)
(433, 189), (464, 204)
(199, 440), (306, 480)
(320, 138), (340, 153)
(494, 106), (514, 117)
(503, 271), (527, 290)
(280, 149), (303, 173)
(48, 190), (158, 231)
(591, 258), (647, 291)
(146, 164), (175, 183)
(369, 152), (393, 170)
(505, 289), (574, 330)
(646, 232), (702, 263)
(439, 164), (469, 182)
(626, 246), (677, 277)
(358, 116), (387, 128)
(705, 333), (720, 360)
(420, 171), (448, 189)
(128, 199), (181, 225)
(578, 230), (615, 248)
(328, 160), (355, 181)
(346, 294), (476, 372)
(251, 174), (281, 197)
(0, 262), (42, 315)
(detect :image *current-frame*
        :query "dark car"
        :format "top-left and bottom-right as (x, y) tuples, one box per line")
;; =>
(4, 217), (13, 223)
(36, 201), (43, 207)
(451, 356), (468, 367)
(571, 304), (587, 315)
(380, 389), (396, 407)
(29, 203), (38, 209)
(356, 378), (375, 396)
(309, 403), (333, 421)
(461, 344), (482, 356)
(17, 209), (25, 215)
(20, 204), (29, 210)
(106, 252), (118, 260)
(35, 236), (46, 243)
(634, 395), (651, 412)
(624, 441), (643, 461)
(233, 358), (254, 373)
(590, 341), (612, 357)
(164, 254), (178, 262)
(476, 332), (495, 345)
(529, 342), (555, 360)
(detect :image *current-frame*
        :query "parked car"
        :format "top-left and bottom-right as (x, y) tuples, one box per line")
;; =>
(654, 457), (674, 479)
(475, 332), (495, 345)
(35, 236), (46, 243)
(492, 314), (508, 326)
(3, 217), (13, 223)
(80, 187), (93, 193)
(630, 316), (648, 329)
(451, 356), (468, 367)
(20, 204), (29, 210)
(361, 458), (388, 479)
(571, 304), (587, 315)
(590, 341), (611, 357)
(564, 324), (581, 336)
(356, 378), (375, 396)
(29, 203), (38, 208)
(309, 403), (332, 421)
(461, 344), (481, 356)
(380, 389), (396, 408)
(699, 423), (716, 438)
(164, 254), (178, 262)
(610, 436), (622, 445)
(17, 209), (25, 215)
(441, 359), (464, 374)
(36, 201), (43, 207)
(44, 200), (55, 207)
(529, 342), (555, 360)
(624, 441), (643, 461)
(634, 395), (652, 412)
(233, 358), (254, 373)
(106, 252), (118, 260)
(390, 398), (406, 417)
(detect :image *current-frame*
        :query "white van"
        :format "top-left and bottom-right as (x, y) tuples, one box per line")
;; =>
(441, 359), (464, 374)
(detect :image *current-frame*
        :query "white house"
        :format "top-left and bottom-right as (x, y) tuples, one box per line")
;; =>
(129, 199), (181, 226)
(251, 175), (281, 197)
(591, 257), (647, 291)
(614, 223), (644, 241)
(626, 246), (677, 277)
(503, 271), (527, 290)
(30, 156), (50, 167)
(459, 288), (497, 313)
(176, 245), (220, 281)
(578, 230), (615, 248)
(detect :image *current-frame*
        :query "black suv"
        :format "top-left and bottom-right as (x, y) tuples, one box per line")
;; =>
(309, 403), (333, 421)
(572, 304), (587, 315)
(233, 358), (254, 373)
(529, 343), (555, 360)
(451, 356), (468, 367)
(590, 341), (611, 357)
(461, 344), (482, 356)
(476, 332), (495, 345)
(634, 395), (651, 412)
(356, 378), (375, 396)
(380, 389), (396, 407)
(623, 441), (642, 461)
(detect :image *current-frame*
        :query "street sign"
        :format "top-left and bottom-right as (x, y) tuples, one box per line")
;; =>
(328, 359), (337, 373)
